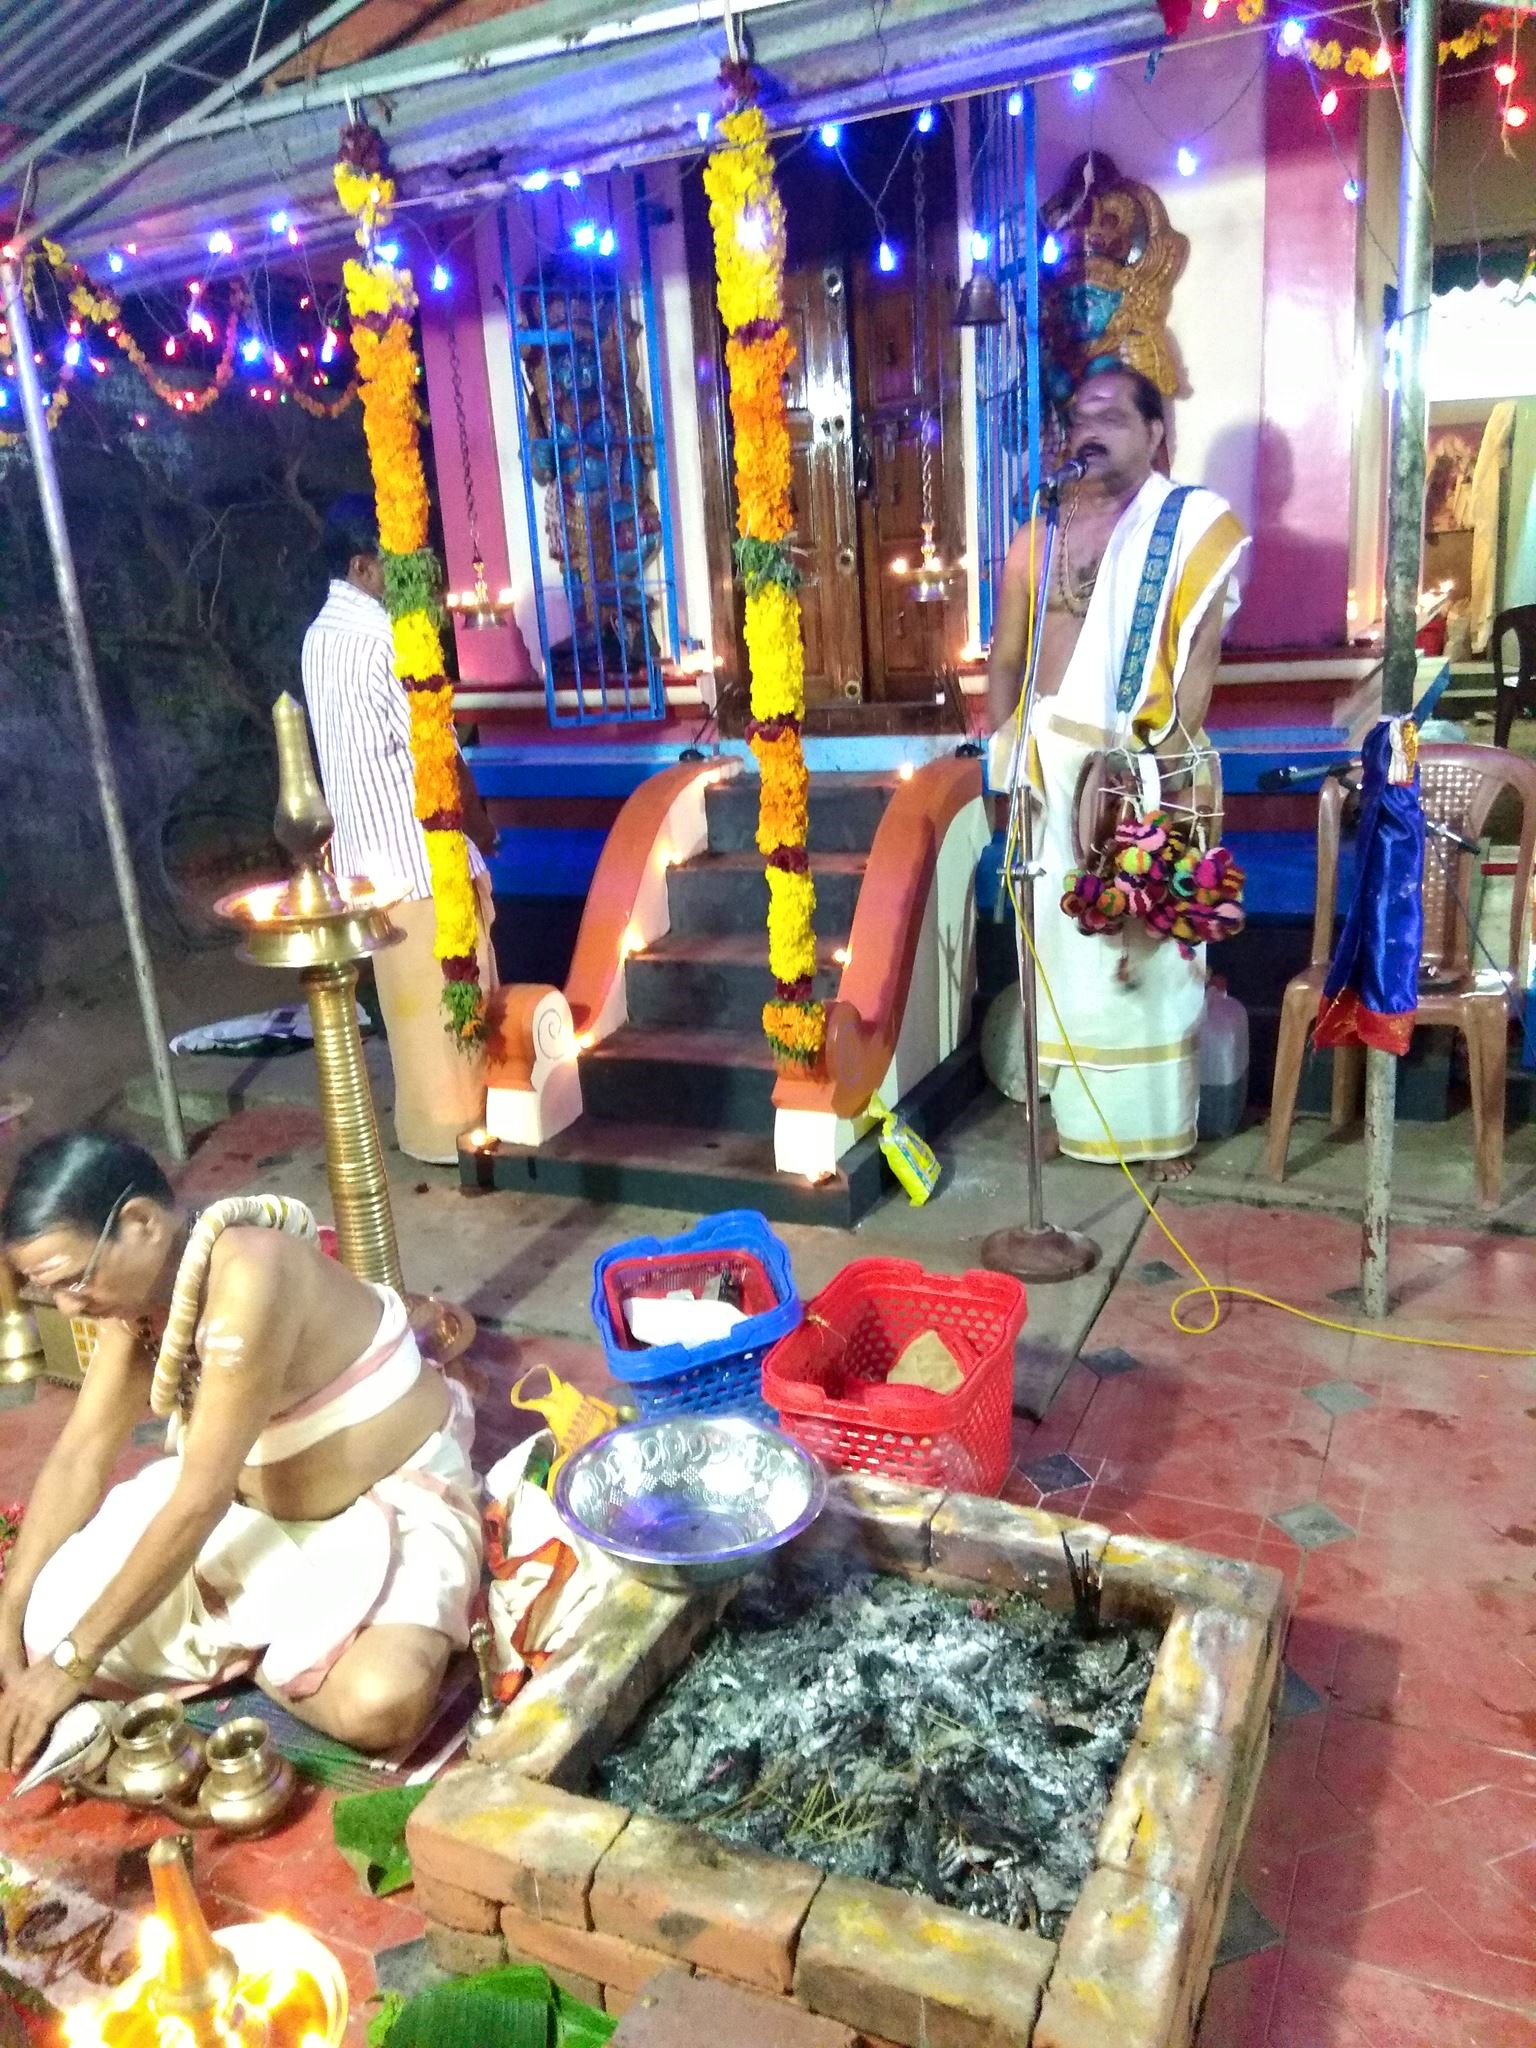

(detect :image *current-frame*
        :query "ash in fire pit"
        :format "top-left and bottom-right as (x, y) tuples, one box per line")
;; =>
(598, 1558), (1159, 1938)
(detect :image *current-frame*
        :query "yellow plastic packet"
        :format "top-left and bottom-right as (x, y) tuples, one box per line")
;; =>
(508, 1365), (627, 1480)
(870, 1095), (942, 1206)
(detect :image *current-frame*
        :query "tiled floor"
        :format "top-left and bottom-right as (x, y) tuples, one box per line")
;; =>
(1008, 1200), (1536, 2045)
(3, 1195), (1533, 2045)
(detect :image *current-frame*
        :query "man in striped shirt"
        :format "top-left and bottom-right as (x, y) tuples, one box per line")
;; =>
(302, 499), (498, 1165)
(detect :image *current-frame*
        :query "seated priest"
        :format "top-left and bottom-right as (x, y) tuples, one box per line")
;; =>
(0, 1130), (482, 1770)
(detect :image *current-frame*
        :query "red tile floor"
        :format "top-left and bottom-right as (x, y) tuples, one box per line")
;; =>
(2, 1196), (1533, 2045)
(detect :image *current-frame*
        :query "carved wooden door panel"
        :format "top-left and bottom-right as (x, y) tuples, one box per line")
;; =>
(781, 261), (862, 705)
(852, 246), (968, 701)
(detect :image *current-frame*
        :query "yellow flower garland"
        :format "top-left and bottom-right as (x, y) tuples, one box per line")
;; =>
(334, 123), (484, 1047)
(1237, 0), (1504, 68)
(705, 76), (824, 1069)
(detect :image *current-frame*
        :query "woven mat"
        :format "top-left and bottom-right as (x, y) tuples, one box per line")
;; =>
(184, 1662), (477, 1795)
(0, 1851), (140, 2037)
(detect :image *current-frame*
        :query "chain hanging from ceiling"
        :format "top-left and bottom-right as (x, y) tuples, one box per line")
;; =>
(908, 133), (950, 605)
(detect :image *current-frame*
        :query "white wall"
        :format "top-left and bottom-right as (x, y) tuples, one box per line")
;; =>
(1031, 44), (1268, 542)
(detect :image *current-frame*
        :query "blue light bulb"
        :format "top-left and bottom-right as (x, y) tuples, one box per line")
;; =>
(1071, 68), (1096, 92)
(431, 264), (451, 291)
(1176, 147), (1198, 176)
(573, 220), (598, 250)
(819, 122), (842, 148)
(877, 238), (898, 273)
(916, 107), (935, 134)
(1041, 232), (1062, 265)
(1279, 16), (1305, 47)
(1007, 90), (1024, 116)
(598, 228), (617, 257)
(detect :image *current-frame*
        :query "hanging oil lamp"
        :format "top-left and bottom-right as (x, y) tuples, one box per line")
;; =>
(441, 310), (512, 630)
(446, 556), (513, 631)
(909, 521), (951, 605)
(902, 134), (952, 609)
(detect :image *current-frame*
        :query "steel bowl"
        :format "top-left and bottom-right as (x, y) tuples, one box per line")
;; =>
(554, 1417), (827, 1590)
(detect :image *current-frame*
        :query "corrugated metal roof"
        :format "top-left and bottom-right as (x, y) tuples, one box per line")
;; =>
(0, 0), (330, 150)
(19, 0), (1167, 266)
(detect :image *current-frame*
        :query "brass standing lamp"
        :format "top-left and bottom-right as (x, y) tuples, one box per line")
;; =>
(217, 695), (472, 1361)
(0, 1253), (44, 1385)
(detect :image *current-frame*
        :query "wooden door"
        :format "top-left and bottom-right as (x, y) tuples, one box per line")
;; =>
(850, 168), (968, 702)
(781, 261), (863, 705)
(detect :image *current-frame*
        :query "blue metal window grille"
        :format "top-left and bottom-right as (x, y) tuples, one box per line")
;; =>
(972, 86), (1043, 646)
(499, 172), (680, 726)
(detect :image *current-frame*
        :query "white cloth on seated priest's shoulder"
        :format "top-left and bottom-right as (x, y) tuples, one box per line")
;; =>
(23, 1373), (482, 1701)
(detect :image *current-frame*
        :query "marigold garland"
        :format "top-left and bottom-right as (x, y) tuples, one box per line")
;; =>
(1235, 0), (1506, 68)
(335, 118), (483, 1047)
(704, 67), (824, 1071)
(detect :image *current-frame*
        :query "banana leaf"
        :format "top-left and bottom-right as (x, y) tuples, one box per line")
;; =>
(368, 1965), (617, 2048)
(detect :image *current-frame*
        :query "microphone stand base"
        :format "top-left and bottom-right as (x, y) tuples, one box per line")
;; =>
(981, 1224), (1102, 1285)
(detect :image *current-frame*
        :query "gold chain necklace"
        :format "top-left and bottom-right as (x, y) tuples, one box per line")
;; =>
(1056, 490), (1098, 618)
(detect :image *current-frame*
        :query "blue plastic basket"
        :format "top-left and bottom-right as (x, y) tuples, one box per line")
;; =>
(591, 1210), (801, 1424)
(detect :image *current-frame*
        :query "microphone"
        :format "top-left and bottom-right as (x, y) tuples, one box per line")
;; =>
(1039, 456), (1088, 501)
(1254, 758), (1355, 794)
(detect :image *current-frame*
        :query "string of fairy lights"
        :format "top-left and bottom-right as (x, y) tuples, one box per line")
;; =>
(0, 0), (1526, 448)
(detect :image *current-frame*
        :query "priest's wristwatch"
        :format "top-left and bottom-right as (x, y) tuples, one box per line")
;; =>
(51, 1637), (97, 1684)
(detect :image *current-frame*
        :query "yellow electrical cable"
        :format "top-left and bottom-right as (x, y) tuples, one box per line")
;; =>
(998, 516), (1535, 1362)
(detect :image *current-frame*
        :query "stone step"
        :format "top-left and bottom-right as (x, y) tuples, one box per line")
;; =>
(666, 852), (866, 937)
(705, 773), (897, 856)
(471, 1041), (988, 1228)
(624, 933), (845, 1032)
(472, 1117), (867, 1223)
(580, 1026), (778, 1133)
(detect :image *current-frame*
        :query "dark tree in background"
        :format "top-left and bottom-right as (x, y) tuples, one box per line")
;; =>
(0, 354), (371, 959)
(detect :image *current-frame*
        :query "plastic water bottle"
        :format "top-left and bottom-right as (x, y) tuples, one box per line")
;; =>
(1198, 977), (1249, 1141)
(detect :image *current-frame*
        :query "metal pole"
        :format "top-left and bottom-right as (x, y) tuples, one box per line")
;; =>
(982, 486), (1100, 1284)
(1014, 508), (1060, 1235)
(0, 256), (188, 1163)
(1360, 0), (1437, 1316)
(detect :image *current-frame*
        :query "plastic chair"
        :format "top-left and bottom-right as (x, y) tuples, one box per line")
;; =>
(1266, 743), (1536, 1208)
(1491, 605), (1536, 749)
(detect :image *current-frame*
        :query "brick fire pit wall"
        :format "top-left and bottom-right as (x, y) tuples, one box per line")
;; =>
(408, 1477), (1284, 2048)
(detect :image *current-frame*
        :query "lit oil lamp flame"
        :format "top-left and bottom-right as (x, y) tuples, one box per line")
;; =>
(61, 1845), (346, 2048)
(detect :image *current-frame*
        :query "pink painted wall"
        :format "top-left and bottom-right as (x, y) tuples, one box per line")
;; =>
(1035, 46), (1367, 651)
(1228, 61), (1364, 648)
(418, 247), (537, 687)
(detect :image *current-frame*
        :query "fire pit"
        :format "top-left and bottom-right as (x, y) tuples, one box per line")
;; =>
(408, 1478), (1284, 2047)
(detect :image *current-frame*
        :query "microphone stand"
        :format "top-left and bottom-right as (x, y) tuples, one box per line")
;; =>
(982, 482), (1101, 1285)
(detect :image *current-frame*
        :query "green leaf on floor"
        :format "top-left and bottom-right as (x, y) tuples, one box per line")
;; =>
(332, 1782), (431, 1895)
(553, 1982), (620, 2048)
(369, 1965), (615, 2048)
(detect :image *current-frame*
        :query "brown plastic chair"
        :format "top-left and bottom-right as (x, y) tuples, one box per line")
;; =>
(1266, 743), (1536, 1208)
(1492, 605), (1536, 750)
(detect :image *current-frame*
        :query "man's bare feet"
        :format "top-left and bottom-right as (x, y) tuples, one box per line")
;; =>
(1146, 1154), (1195, 1183)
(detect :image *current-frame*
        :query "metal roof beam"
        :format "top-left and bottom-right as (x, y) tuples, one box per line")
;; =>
(180, 0), (808, 143)
(0, 0), (258, 197)
(9, 0), (376, 248)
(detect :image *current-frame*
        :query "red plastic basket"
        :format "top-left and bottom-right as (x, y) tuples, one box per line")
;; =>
(761, 1258), (1026, 1495)
(600, 1248), (780, 1356)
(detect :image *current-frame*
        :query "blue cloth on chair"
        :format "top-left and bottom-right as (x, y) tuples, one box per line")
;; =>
(1315, 718), (1424, 1054)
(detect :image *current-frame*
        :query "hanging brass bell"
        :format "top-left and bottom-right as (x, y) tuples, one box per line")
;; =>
(953, 274), (1005, 328)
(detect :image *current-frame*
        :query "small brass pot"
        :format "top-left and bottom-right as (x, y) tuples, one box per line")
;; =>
(196, 1717), (294, 1836)
(105, 1695), (207, 1807)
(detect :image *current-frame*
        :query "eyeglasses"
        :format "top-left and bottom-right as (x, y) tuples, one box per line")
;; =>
(52, 1186), (134, 1301)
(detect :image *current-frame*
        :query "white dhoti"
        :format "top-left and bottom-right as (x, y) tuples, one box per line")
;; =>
(24, 1380), (482, 1702)
(992, 474), (1250, 1164)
